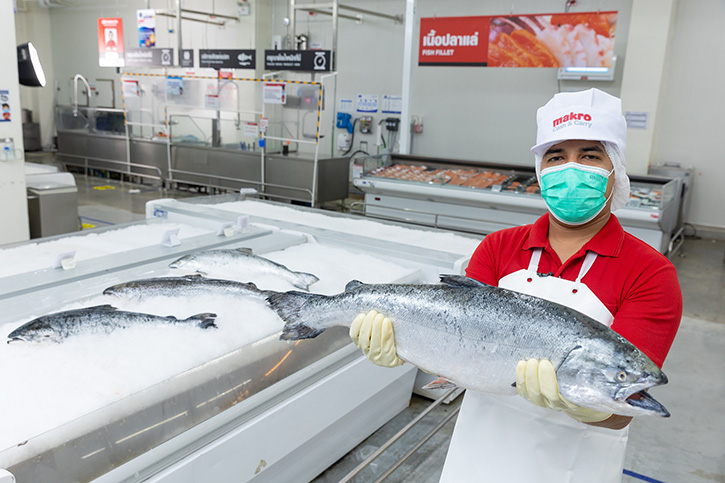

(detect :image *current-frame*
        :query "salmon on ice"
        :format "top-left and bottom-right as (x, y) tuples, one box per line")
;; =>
(267, 275), (670, 418)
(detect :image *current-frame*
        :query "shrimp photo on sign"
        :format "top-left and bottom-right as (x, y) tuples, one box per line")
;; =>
(488, 12), (617, 68)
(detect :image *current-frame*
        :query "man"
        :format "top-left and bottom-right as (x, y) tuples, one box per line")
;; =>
(350, 88), (682, 482)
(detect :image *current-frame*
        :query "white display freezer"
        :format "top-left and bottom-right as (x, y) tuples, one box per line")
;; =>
(0, 197), (478, 482)
(353, 154), (683, 256)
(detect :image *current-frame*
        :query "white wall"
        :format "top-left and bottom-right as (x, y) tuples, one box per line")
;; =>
(42, 0), (256, 111)
(409, 0), (633, 167)
(15, 3), (55, 149)
(1, 0), (30, 245)
(14, 0), (725, 230)
(651, 0), (725, 230)
(283, 0), (723, 230)
(618, 0), (677, 176)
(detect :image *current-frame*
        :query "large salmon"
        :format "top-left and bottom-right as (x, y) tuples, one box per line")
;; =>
(7, 305), (217, 343)
(268, 275), (670, 417)
(104, 274), (273, 300)
(169, 248), (319, 291)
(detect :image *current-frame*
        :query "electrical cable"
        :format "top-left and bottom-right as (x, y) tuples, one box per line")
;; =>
(378, 118), (387, 148)
(348, 149), (370, 158)
(342, 118), (359, 156)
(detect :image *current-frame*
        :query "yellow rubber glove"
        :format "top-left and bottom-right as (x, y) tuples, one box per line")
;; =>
(349, 310), (403, 367)
(516, 358), (612, 423)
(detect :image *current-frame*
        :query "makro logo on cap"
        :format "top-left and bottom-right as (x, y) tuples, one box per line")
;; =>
(553, 112), (592, 127)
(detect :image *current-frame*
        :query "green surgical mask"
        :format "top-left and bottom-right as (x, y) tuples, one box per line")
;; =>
(539, 163), (614, 225)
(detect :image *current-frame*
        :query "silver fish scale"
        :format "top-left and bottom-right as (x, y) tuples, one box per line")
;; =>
(311, 284), (613, 394)
(173, 250), (309, 287)
(107, 277), (263, 299)
(16, 308), (195, 340)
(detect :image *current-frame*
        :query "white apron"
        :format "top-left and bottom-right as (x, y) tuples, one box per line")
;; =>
(439, 248), (629, 483)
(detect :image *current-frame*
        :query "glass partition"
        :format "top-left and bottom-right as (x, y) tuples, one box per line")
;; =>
(56, 106), (126, 137)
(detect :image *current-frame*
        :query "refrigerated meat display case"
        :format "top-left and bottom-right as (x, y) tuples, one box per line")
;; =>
(352, 154), (683, 256)
(0, 197), (477, 482)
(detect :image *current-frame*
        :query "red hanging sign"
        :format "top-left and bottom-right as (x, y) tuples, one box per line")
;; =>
(419, 12), (617, 68)
(98, 18), (125, 67)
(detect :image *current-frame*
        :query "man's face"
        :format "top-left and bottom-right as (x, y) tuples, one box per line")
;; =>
(542, 139), (615, 199)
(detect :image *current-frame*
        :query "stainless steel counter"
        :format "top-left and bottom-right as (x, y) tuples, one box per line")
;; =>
(0, 200), (473, 482)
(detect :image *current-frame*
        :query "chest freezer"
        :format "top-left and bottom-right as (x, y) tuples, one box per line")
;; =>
(353, 154), (682, 255)
(0, 199), (477, 483)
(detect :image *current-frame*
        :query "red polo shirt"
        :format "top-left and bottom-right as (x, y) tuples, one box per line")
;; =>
(465, 214), (682, 368)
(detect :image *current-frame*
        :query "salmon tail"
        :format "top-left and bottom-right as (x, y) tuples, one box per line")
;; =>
(268, 291), (325, 340)
(186, 313), (218, 329)
(293, 272), (320, 291)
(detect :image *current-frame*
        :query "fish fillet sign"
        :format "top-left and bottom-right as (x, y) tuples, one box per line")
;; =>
(199, 50), (256, 69)
(264, 50), (332, 72)
(419, 16), (489, 66)
(420, 12), (618, 68)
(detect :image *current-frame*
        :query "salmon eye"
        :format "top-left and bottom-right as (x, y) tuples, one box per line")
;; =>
(617, 371), (627, 381)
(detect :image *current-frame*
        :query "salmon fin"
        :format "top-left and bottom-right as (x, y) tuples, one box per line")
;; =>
(293, 271), (320, 291)
(345, 280), (366, 292)
(268, 291), (325, 340)
(88, 304), (118, 311)
(235, 247), (254, 255)
(186, 313), (218, 329)
(422, 377), (458, 390)
(439, 275), (487, 288)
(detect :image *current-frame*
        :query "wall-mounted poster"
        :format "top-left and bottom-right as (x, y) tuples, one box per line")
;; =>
(419, 12), (617, 68)
(263, 83), (286, 105)
(1, 90), (11, 122)
(137, 9), (156, 47)
(98, 18), (125, 67)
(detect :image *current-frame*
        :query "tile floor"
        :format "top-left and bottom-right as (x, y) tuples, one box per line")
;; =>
(25, 162), (725, 483)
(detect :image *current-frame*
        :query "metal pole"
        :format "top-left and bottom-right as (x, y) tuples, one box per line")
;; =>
(332, 0), (338, 71)
(121, 76), (131, 176)
(165, 106), (172, 189)
(182, 8), (239, 21)
(339, 387), (457, 483)
(319, 72), (338, 158)
(289, 0), (296, 50)
(176, 0), (183, 66)
(398, 0), (415, 154)
(339, 4), (403, 23)
(296, 7), (360, 23)
(156, 12), (225, 26)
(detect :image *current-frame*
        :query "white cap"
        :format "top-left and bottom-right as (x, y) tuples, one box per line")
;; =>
(531, 88), (630, 212)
